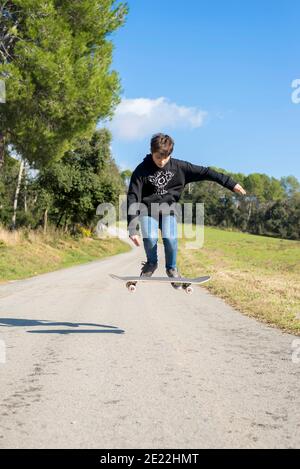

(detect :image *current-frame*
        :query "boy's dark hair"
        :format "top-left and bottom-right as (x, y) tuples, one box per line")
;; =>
(151, 133), (174, 157)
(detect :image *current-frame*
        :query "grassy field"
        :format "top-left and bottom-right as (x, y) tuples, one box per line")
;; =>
(0, 226), (130, 283)
(177, 225), (300, 335)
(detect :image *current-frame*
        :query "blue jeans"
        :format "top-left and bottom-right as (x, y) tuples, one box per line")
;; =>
(139, 214), (178, 270)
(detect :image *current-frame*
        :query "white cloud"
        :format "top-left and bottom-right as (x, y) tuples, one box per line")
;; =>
(106, 97), (207, 141)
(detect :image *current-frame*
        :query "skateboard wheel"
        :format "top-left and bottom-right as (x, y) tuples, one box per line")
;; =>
(185, 286), (193, 295)
(126, 282), (136, 293)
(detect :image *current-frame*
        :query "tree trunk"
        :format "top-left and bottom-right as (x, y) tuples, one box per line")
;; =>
(246, 199), (253, 229)
(24, 163), (28, 213)
(56, 211), (65, 229)
(43, 208), (48, 234)
(12, 159), (24, 230)
(63, 214), (68, 233)
(0, 133), (5, 171)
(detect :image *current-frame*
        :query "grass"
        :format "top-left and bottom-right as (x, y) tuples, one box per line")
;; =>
(0, 226), (131, 283)
(177, 225), (300, 335)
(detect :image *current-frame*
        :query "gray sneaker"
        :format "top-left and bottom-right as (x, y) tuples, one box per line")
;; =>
(140, 261), (158, 277)
(166, 267), (182, 289)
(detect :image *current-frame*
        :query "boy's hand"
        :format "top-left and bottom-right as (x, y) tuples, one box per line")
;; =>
(233, 184), (246, 195)
(130, 234), (141, 247)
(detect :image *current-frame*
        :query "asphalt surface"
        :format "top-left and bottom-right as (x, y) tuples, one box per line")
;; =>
(0, 243), (299, 448)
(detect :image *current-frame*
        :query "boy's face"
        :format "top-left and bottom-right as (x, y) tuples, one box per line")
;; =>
(152, 151), (171, 168)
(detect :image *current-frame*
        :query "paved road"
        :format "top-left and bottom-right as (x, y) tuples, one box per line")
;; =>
(0, 244), (299, 448)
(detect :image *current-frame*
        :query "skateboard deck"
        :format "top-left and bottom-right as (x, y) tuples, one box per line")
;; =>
(110, 274), (211, 294)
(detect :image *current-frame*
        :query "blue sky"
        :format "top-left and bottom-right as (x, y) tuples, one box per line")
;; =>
(102, 0), (300, 180)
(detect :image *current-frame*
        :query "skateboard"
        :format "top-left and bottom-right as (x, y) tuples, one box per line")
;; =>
(110, 274), (211, 295)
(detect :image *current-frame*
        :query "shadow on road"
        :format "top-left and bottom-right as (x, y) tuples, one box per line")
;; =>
(0, 318), (124, 334)
(27, 329), (125, 335)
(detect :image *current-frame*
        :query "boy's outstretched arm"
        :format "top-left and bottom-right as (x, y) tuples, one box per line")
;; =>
(184, 162), (246, 195)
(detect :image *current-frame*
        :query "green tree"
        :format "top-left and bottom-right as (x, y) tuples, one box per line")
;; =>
(181, 169), (299, 240)
(0, 0), (128, 169)
(120, 169), (132, 187)
(0, 152), (20, 225)
(280, 175), (300, 197)
(34, 128), (124, 231)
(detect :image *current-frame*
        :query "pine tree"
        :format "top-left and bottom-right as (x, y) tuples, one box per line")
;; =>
(0, 0), (128, 169)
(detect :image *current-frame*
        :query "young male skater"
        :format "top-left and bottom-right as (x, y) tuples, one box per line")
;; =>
(127, 133), (246, 288)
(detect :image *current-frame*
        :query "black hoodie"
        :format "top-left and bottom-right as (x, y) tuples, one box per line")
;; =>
(127, 154), (237, 235)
